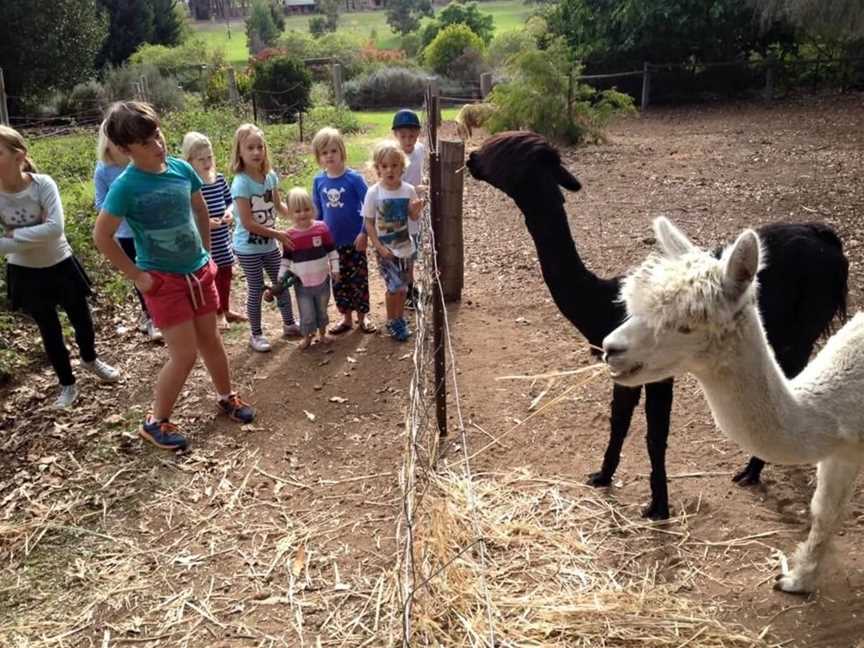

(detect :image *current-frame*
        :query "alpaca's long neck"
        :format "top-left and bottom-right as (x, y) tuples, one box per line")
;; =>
(515, 195), (614, 346)
(693, 305), (840, 465)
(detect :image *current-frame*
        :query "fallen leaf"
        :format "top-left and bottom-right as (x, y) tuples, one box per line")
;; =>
(346, 356), (357, 364)
(304, 410), (316, 422)
(292, 546), (305, 577)
(104, 414), (124, 426)
(329, 396), (348, 404)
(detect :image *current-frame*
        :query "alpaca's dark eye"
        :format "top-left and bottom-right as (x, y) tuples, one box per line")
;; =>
(678, 325), (693, 334)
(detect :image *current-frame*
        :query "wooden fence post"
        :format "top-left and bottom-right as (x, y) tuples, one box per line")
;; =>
(428, 88), (447, 438)
(641, 61), (651, 110)
(298, 111), (304, 142)
(252, 92), (258, 123)
(429, 78), (441, 128)
(227, 67), (240, 103)
(438, 139), (465, 302)
(0, 68), (9, 126)
(764, 56), (775, 101)
(480, 72), (492, 99)
(332, 62), (344, 106)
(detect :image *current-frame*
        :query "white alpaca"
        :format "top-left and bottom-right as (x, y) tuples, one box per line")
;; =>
(602, 217), (864, 594)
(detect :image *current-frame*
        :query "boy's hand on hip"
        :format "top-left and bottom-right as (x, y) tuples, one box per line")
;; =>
(134, 271), (154, 294)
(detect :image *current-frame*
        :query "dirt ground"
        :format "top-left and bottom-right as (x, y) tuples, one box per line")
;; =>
(2, 93), (864, 646)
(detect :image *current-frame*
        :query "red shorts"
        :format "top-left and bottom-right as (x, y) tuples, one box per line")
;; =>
(142, 260), (219, 330)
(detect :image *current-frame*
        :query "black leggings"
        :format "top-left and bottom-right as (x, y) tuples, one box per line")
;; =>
(118, 237), (150, 317)
(28, 292), (97, 386)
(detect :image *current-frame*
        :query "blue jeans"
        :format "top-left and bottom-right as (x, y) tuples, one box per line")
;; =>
(296, 279), (331, 336)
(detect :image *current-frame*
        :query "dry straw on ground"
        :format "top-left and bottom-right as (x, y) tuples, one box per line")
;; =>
(411, 469), (771, 647)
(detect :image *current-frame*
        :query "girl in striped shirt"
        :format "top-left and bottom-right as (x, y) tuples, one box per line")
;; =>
(182, 132), (246, 328)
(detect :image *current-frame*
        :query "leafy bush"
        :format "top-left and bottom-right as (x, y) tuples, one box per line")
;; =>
(487, 39), (635, 144)
(56, 81), (107, 121)
(309, 16), (330, 37)
(130, 38), (224, 91)
(310, 81), (334, 107)
(447, 47), (489, 82)
(400, 32), (423, 58)
(251, 56), (312, 122)
(203, 66), (252, 106)
(343, 67), (430, 109)
(422, 24), (485, 76)
(246, 0), (281, 54)
(420, 0), (495, 47)
(306, 106), (361, 135)
(488, 30), (538, 69)
(102, 64), (185, 114)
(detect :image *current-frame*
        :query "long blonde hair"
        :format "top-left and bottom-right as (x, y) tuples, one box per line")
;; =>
(230, 123), (272, 176)
(96, 119), (129, 166)
(0, 125), (38, 173)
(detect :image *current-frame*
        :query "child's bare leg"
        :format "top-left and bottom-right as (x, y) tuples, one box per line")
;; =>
(300, 334), (313, 349)
(319, 326), (332, 344)
(385, 292), (399, 321)
(153, 320), (199, 420)
(194, 312), (231, 395)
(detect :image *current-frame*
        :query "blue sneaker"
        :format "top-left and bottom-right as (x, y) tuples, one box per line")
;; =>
(140, 417), (188, 451)
(390, 318), (410, 342)
(218, 393), (255, 423)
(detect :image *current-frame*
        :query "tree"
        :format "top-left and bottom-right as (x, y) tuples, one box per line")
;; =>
(246, 0), (281, 53)
(96, 0), (186, 67)
(750, 0), (864, 38)
(422, 0), (495, 46)
(0, 0), (108, 110)
(386, 0), (433, 36)
(422, 23), (485, 75)
(251, 55), (312, 121)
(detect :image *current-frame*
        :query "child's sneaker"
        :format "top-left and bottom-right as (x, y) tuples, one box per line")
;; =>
(54, 384), (79, 409)
(81, 358), (121, 383)
(249, 334), (271, 352)
(140, 417), (188, 451)
(218, 393), (255, 423)
(389, 319), (410, 342)
(143, 318), (162, 341)
(283, 323), (301, 338)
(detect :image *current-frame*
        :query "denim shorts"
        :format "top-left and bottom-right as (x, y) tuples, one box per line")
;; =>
(295, 278), (331, 336)
(377, 254), (413, 294)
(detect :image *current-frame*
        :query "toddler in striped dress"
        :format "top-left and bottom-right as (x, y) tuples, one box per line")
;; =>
(182, 132), (246, 328)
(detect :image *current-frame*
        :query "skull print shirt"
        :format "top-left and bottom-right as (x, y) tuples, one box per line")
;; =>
(312, 169), (367, 247)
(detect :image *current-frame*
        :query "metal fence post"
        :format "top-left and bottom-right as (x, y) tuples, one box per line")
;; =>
(332, 62), (344, 106)
(641, 61), (651, 110)
(0, 68), (9, 126)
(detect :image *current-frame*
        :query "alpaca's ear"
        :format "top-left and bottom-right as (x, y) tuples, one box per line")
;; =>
(557, 166), (582, 192)
(653, 217), (694, 258)
(723, 230), (760, 301)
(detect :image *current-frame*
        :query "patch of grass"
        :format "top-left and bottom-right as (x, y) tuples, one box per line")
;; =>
(190, 0), (531, 64)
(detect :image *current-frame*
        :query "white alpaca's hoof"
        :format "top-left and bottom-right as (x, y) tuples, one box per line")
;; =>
(773, 566), (815, 594)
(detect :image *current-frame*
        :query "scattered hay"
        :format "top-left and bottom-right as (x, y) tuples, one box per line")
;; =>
(412, 470), (768, 647)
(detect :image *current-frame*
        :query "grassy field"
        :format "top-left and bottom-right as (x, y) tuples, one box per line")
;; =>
(193, 0), (533, 65)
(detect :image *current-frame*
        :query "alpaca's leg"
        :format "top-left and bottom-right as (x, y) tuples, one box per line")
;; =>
(732, 456), (766, 486)
(643, 378), (675, 520)
(775, 455), (861, 594)
(587, 383), (642, 487)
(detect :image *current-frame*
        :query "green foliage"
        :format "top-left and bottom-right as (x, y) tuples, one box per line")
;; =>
(0, 0), (108, 108)
(400, 32), (423, 57)
(306, 106), (361, 135)
(309, 16), (330, 37)
(56, 81), (107, 121)
(310, 82), (334, 107)
(547, 0), (797, 71)
(246, 0), (282, 54)
(487, 29), (538, 69)
(487, 38), (635, 143)
(422, 24), (485, 75)
(203, 66), (252, 106)
(251, 56), (312, 121)
(421, 0), (496, 47)
(131, 38), (225, 91)
(386, 0), (434, 36)
(343, 67), (430, 109)
(102, 64), (186, 114)
(276, 31), (369, 81)
(319, 0), (342, 34)
(96, 0), (186, 67)
(752, 0), (864, 39)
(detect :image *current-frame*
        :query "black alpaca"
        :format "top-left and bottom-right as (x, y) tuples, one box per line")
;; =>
(467, 131), (848, 519)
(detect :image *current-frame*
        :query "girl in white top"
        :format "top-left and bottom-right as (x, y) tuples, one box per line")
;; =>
(0, 126), (120, 408)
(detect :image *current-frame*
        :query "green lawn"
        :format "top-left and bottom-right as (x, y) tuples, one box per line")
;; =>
(193, 0), (532, 65)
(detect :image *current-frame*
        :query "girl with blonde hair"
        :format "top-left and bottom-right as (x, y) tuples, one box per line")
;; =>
(229, 123), (299, 352)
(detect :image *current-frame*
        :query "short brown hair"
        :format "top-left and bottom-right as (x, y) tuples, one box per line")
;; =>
(310, 127), (346, 165)
(104, 101), (160, 148)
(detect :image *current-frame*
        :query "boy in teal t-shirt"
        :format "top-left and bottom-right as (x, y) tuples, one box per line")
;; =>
(94, 101), (255, 451)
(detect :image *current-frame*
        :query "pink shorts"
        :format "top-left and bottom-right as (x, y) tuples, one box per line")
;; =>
(142, 260), (219, 330)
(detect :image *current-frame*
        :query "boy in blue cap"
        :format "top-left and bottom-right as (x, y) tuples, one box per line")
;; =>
(391, 109), (425, 309)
